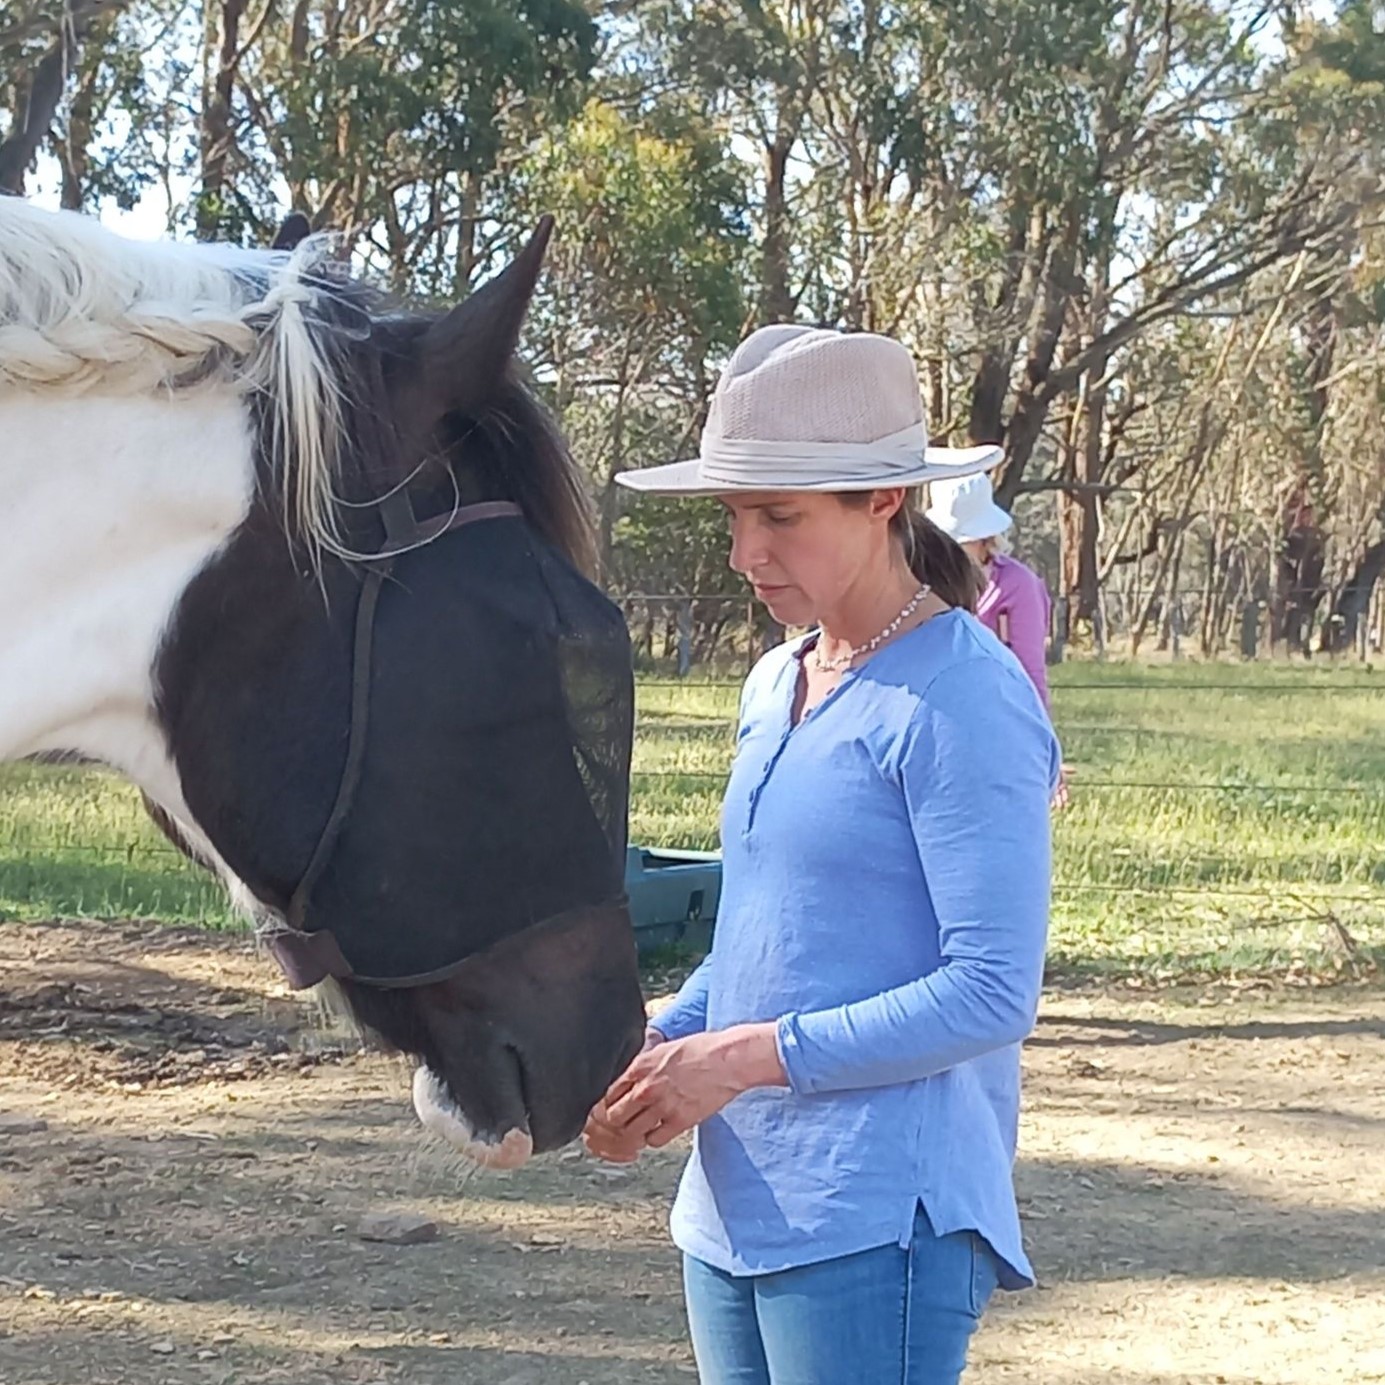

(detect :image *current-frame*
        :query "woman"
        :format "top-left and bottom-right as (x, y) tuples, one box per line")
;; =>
(925, 471), (1052, 709)
(592, 324), (1058, 1385)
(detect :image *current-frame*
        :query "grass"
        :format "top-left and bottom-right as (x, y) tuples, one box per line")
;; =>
(0, 764), (235, 927)
(1042, 662), (1385, 979)
(4, 659), (1385, 981)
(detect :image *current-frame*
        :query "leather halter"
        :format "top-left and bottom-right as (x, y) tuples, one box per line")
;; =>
(266, 491), (523, 989)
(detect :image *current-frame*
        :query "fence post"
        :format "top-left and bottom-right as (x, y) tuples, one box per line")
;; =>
(1170, 604), (1184, 661)
(1240, 601), (1260, 660)
(1049, 597), (1067, 665)
(677, 599), (693, 678)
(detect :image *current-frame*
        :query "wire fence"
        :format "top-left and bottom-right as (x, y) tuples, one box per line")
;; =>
(616, 588), (1385, 672)
(636, 679), (1385, 691)
(626, 771), (1385, 796)
(2, 658), (1383, 971)
(626, 652), (1385, 969)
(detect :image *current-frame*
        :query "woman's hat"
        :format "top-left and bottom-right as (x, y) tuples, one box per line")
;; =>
(614, 325), (1002, 495)
(925, 471), (1013, 542)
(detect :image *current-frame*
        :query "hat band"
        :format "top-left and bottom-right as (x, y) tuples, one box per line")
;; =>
(699, 422), (928, 488)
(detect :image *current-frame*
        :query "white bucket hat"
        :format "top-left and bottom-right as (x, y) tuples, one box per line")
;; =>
(614, 325), (1002, 494)
(925, 471), (1013, 543)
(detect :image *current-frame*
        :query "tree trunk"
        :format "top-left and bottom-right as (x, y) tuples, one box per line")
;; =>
(968, 348), (1010, 448)
(1069, 234), (1113, 631)
(1201, 521), (1243, 658)
(1068, 360), (1107, 627)
(967, 203), (1041, 448)
(993, 210), (1082, 505)
(1273, 288), (1337, 653)
(1323, 506), (1385, 653)
(55, 67), (98, 209)
(761, 134), (795, 323)
(597, 348), (636, 580)
(196, 0), (249, 240)
(0, 41), (69, 194)
(1056, 400), (1082, 644)
(1273, 482), (1327, 655)
(1131, 519), (1181, 656)
(455, 170), (480, 290)
(1156, 532), (1186, 654)
(922, 264), (950, 439)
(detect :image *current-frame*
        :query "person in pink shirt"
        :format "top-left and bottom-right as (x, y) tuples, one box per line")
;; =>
(927, 472), (1067, 805)
(926, 474), (1050, 701)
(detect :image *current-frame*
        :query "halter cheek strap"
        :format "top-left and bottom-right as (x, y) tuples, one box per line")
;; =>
(266, 494), (523, 990)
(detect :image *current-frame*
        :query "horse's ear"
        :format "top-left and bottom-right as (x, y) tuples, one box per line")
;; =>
(272, 212), (312, 251)
(417, 215), (554, 419)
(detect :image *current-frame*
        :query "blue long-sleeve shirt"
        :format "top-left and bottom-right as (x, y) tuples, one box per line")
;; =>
(653, 610), (1058, 1286)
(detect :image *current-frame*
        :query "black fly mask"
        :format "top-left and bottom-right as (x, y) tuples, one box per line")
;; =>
(274, 498), (635, 988)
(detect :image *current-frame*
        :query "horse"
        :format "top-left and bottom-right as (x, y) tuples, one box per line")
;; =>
(0, 195), (647, 1168)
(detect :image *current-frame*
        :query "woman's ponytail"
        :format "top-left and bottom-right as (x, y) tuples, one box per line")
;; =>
(895, 507), (979, 612)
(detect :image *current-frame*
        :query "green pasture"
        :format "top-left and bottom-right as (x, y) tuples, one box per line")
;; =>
(4, 660), (1383, 980)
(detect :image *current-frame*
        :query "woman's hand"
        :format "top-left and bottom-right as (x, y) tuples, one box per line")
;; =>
(1051, 762), (1071, 811)
(584, 1023), (786, 1161)
(583, 1026), (666, 1163)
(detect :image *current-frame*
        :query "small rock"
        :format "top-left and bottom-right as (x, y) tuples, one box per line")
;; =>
(150, 1341), (175, 1355)
(0, 1116), (48, 1136)
(357, 1212), (439, 1246)
(196, 1349), (219, 1361)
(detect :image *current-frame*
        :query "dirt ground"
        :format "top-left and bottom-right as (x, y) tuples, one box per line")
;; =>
(0, 922), (1381, 1385)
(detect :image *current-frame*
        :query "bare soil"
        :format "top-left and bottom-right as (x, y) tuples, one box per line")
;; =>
(1, 921), (1381, 1384)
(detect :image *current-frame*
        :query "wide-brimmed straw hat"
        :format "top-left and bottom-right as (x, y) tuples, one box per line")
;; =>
(614, 325), (1002, 495)
(925, 471), (1013, 543)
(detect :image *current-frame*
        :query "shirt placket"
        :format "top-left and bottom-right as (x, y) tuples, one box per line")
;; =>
(743, 657), (857, 835)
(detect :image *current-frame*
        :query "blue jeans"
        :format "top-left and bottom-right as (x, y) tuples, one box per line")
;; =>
(682, 1207), (998, 1385)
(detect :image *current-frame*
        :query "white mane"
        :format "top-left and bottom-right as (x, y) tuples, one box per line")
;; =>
(0, 197), (348, 555)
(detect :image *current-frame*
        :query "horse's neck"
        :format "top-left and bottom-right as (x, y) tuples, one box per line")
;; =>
(0, 390), (254, 812)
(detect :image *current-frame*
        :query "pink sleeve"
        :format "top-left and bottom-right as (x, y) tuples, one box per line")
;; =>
(1000, 567), (1051, 709)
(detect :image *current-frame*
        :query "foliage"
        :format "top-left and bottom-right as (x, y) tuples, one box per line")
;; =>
(5, 0), (1385, 650)
(517, 96), (749, 582)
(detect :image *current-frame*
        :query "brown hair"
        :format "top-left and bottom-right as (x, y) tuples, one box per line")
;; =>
(840, 493), (980, 612)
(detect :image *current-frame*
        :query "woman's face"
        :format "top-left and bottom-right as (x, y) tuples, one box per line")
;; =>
(720, 489), (903, 626)
(962, 538), (992, 567)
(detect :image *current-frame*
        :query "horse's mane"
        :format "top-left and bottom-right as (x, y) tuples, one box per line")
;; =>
(0, 197), (347, 554)
(0, 197), (595, 574)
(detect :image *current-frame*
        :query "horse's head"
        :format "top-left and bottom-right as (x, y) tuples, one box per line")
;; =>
(0, 198), (645, 1164)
